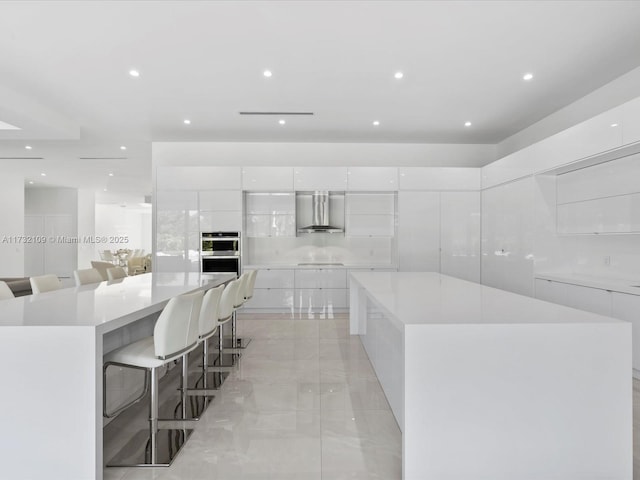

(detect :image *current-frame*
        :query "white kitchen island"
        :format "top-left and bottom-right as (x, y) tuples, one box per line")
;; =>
(0, 272), (234, 480)
(350, 272), (631, 480)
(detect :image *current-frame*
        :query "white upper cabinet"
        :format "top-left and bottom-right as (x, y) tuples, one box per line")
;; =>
(156, 166), (241, 190)
(294, 167), (348, 191)
(556, 153), (640, 204)
(242, 167), (294, 191)
(346, 167), (398, 191)
(622, 96), (640, 146)
(481, 148), (535, 189)
(400, 167), (480, 191)
(199, 191), (242, 211)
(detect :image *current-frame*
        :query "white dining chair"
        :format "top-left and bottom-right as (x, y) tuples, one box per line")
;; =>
(73, 268), (104, 286)
(30, 274), (62, 294)
(0, 281), (15, 300)
(106, 267), (127, 280)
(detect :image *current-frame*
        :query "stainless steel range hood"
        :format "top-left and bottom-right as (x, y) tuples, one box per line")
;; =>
(297, 191), (344, 233)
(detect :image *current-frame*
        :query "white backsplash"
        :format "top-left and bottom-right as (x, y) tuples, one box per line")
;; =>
(245, 235), (395, 266)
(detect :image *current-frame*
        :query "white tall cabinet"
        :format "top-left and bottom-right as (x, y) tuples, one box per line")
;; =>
(398, 168), (481, 281)
(481, 176), (535, 297)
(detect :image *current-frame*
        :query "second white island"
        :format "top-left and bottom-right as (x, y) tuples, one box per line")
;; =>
(350, 272), (631, 480)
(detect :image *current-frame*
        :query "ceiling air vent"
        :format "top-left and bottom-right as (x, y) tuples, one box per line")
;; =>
(239, 112), (314, 116)
(78, 157), (128, 160)
(0, 157), (44, 160)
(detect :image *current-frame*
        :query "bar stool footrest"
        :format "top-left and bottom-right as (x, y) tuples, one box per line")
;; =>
(106, 427), (194, 467)
(223, 336), (252, 349)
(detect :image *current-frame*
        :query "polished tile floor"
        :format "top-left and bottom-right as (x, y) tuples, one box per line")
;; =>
(104, 314), (402, 480)
(105, 313), (640, 480)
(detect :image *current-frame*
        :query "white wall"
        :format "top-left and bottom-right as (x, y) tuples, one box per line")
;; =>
(24, 187), (78, 278)
(0, 174), (25, 277)
(77, 189), (95, 270)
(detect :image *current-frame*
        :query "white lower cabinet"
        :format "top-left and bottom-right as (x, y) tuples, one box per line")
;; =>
(563, 283), (612, 316)
(294, 289), (348, 314)
(535, 278), (567, 304)
(294, 269), (348, 313)
(611, 292), (640, 371)
(535, 279), (612, 316)
(246, 269), (294, 310)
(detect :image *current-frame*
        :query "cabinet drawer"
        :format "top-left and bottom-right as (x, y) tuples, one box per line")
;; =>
(564, 283), (612, 316)
(247, 288), (294, 309)
(294, 288), (348, 311)
(252, 269), (295, 289)
(534, 279), (567, 304)
(294, 269), (347, 289)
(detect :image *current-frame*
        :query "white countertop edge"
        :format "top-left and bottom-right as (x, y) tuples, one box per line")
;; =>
(535, 272), (640, 296)
(350, 271), (628, 326)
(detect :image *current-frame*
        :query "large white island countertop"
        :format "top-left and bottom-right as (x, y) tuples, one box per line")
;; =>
(0, 272), (235, 480)
(350, 271), (632, 480)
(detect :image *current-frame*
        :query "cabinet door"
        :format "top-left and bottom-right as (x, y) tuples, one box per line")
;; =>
(534, 279), (567, 305)
(249, 288), (294, 309)
(200, 211), (242, 231)
(253, 269), (295, 289)
(347, 167), (398, 191)
(611, 292), (640, 371)
(481, 177), (535, 297)
(156, 166), (241, 190)
(398, 191), (440, 272)
(294, 269), (347, 289)
(440, 191), (480, 283)
(564, 283), (612, 316)
(294, 288), (348, 313)
(294, 167), (348, 191)
(155, 191), (200, 272)
(199, 191), (242, 211)
(242, 167), (294, 191)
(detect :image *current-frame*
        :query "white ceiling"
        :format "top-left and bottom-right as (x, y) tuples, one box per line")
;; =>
(1, 0), (640, 195)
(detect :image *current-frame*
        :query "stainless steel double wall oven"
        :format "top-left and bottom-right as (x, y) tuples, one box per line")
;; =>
(200, 231), (240, 275)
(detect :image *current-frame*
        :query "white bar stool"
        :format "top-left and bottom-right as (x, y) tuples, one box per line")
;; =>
(210, 278), (242, 369)
(224, 271), (253, 350)
(186, 284), (227, 394)
(103, 290), (203, 467)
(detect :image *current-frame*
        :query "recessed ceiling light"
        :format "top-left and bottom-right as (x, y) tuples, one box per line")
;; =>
(103, 188), (108, 192)
(523, 73), (534, 81)
(120, 145), (127, 150)
(611, 123), (619, 127)
(263, 70), (272, 77)
(28, 181), (34, 185)
(464, 121), (472, 127)
(394, 72), (404, 79)
(25, 145), (32, 150)
(108, 172), (114, 177)
(279, 119), (286, 125)
(40, 173), (46, 177)
(373, 121), (380, 126)
(183, 119), (191, 125)
(129, 69), (140, 77)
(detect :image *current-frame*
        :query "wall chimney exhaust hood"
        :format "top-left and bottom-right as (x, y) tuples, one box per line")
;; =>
(297, 191), (344, 234)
